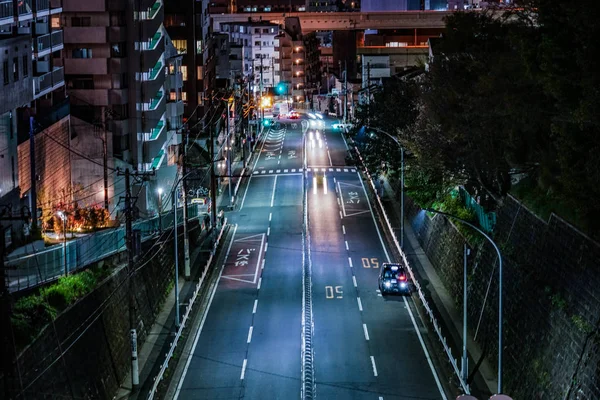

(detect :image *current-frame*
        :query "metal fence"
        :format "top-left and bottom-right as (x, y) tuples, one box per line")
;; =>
(460, 187), (497, 233)
(5, 206), (200, 293)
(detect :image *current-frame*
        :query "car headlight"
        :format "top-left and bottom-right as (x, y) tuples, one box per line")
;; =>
(400, 282), (407, 289)
(384, 281), (391, 288)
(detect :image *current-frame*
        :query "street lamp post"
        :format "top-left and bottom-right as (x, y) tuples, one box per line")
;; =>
(157, 187), (163, 233)
(57, 211), (67, 275)
(425, 208), (504, 395)
(365, 126), (405, 249)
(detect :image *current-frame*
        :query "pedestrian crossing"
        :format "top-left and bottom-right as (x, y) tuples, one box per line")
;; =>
(252, 167), (358, 175)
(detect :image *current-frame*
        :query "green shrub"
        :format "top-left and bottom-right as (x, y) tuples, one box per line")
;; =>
(11, 295), (56, 348)
(40, 270), (97, 310)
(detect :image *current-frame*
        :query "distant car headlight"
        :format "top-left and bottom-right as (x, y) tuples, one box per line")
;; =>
(310, 120), (316, 126)
(400, 282), (407, 289)
(384, 281), (391, 288)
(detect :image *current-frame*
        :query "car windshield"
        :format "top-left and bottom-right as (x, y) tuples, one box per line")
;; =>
(384, 266), (405, 279)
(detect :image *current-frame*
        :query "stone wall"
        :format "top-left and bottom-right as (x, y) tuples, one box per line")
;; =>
(406, 195), (600, 399)
(5, 221), (201, 399)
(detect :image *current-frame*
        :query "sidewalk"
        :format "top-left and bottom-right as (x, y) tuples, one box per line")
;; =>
(375, 176), (497, 398)
(114, 227), (215, 400)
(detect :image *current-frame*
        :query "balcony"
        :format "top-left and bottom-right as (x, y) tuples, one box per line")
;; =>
(51, 30), (63, 50)
(34, 23), (49, 35)
(33, 66), (64, 98)
(18, 0), (33, 21)
(149, 149), (165, 170)
(140, 32), (164, 71)
(0, 1), (14, 26)
(35, 34), (51, 56)
(166, 100), (183, 120)
(34, 0), (49, 16)
(138, 0), (163, 40)
(49, 0), (62, 13)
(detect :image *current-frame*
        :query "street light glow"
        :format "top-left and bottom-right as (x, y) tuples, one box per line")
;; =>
(158, 187), (163, 195)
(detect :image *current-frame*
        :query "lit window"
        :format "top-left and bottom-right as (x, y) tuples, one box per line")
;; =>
(180, 65), (188, 81)
(169, 90), (177, 101)
(197, 65), (203, 78)
(172, 40), (187, 54)
(196, 40), (202, 54)
(181, 91), (187, 101)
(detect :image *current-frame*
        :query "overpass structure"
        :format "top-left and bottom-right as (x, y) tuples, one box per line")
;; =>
(212, 11), (454, 32)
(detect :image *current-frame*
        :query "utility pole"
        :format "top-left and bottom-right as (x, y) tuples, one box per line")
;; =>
(462, 243), (470, 385)
(173, 188), (180, 327)
(226, 99), (232, 206)
(122, 169), (139, 391)
(367, 62), (371, 126)
(209, 121), (217, 229)
(181, 129), (191, 279)
(28, 117), (38, 236)
(344, 60), (348, 124)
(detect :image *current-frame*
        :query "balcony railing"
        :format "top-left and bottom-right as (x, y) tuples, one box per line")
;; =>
(35, 34), (51, 55)
(18, 0), (32, 18)
(51, 30), (63, 49)
(150, 149), (165, 170)
(1, 0), (14, 23)
(149, 120), (165, 141)
(34, 0), (49, 14)
(33, 66), (64, 97)
(137, 0), (162, 20)
(140, 30), (162, 51)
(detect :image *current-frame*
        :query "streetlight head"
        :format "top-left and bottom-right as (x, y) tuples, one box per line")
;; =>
(56, 211), (66, 221)
(158, 187), (163, 195)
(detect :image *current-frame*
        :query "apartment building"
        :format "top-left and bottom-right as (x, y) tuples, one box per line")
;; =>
(220, 20), (279, 94)
(0, 0), (69, 246)
(61, 0), (184, 216)
(164, 0), (215, 130)
(274, 17), (320, 102)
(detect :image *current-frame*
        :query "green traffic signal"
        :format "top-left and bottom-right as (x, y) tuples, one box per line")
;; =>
(276, 83), (286, 95)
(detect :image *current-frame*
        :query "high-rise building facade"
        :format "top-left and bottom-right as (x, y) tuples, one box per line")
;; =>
(62, 0), (183, 215)
(165, 0), (215, 130)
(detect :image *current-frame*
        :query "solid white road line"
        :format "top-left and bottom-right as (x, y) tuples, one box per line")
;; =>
(348, 257), (353, 268)
(363, 324), (370, 341)
(352, 276), (357, 287)
(270, 175), (277, 207)
(257, 277), (262, 290)
(240, 359), (247, 380)
(247, 326), (253, 343)
(253, 299), (258, 314)
(174, 225), (238, 399)
(342, 225), (346, 235)
(370, 356), (378, 377)
(345, 240), (349, 250)
(357, 297), (363, 311)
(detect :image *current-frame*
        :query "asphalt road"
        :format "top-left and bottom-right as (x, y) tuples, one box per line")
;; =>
(175, 114), (446, 400)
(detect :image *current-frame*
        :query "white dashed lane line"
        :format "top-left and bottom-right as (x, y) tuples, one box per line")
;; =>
(357, 297), (363, 311)
(247, 326), (253, 343)
(342, 225), (345, 235)
(352, 276), (357, 287)
(348, 257), (353, 268)
(363, 324), (370, 341)
(252, 300), (258, 314)
(370, 356), (378, 377)
(240, 359), (247, 380)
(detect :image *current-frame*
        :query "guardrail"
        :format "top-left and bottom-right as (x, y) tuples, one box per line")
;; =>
(353, 144), (470, 394)
(5, 206), (201, 293)
(147, 219), (229, 400)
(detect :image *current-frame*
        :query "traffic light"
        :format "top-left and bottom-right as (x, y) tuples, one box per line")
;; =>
(276, 82), (286, 95)
(263, 118), (272, 127)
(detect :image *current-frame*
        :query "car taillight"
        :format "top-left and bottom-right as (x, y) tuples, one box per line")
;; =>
(398, 275), (406, 281)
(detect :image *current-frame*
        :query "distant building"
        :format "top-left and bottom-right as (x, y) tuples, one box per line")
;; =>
(235, 0), (306, 13)
(361, 0), (449, 11)
(220, 21), (280, 93)
(274, 17), (320, 103)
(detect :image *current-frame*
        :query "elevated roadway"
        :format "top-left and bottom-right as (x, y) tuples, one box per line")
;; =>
(212, 10), (454, 32)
